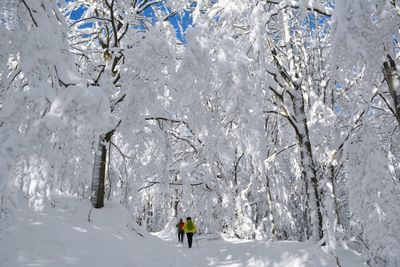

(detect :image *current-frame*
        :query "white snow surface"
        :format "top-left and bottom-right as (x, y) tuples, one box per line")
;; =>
(0, 196), (365, 267)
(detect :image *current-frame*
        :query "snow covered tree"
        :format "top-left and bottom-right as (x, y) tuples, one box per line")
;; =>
(64, 0), (192, 208)
(0, 0), (111, 212)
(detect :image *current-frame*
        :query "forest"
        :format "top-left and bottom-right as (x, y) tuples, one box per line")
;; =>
(1, 0), (400, 266)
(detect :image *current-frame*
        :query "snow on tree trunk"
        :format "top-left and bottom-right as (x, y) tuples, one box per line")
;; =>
(91, 135), (106, 209)
(265, 175), (277, 239)
(91, 130), (114, 209)
(292, 91), (323, 241)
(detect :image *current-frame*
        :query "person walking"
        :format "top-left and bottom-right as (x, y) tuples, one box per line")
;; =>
(176, 218), (185, 243)
(183, 217), (197, 248)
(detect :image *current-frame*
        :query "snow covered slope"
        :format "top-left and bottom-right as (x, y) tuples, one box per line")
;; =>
(0, 196), (183, 267)
(0, 196), (365, 267)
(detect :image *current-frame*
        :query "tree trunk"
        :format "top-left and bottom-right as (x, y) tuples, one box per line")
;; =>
(297, 132), (323, 241)
(265, 175), (277, 238)
(280, 7), (323, 241)
(292, 90), (324, 241)
(329, 165), (341, 227)
(91, 130), (114, 209)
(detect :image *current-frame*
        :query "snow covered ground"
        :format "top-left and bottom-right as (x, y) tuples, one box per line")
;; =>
(0, 196), (365, 267)
(155, 232), (365, 267)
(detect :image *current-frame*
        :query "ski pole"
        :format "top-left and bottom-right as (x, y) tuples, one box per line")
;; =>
(195, 234), (199, 248)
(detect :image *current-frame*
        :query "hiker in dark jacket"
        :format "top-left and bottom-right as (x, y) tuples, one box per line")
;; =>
(183, 217), (197, 248)
(176, 218), (185, 243)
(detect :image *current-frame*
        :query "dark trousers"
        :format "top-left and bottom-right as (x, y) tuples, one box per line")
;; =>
(186, 233), (194, 248)
(178, 231), (184, 242)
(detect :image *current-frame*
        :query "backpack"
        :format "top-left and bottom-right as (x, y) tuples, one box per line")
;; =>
(178, 222), (184, 231)
(186, 220), (194, 231)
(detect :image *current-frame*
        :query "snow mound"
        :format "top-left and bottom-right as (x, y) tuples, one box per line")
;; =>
(0, 196), (182, 267)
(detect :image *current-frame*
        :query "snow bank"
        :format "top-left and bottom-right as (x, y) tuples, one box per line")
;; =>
(0, 195), (182, 267)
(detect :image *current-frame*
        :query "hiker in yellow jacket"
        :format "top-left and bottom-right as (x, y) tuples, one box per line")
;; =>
(183, 217), (197, 248)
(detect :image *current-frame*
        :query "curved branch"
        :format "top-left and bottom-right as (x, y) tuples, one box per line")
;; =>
(110, 141), (136, 159)
(69, 17), (113, 28)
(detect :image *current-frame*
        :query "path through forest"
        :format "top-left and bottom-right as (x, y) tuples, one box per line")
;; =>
(0, 196), (365, 267)
(154, 232), (365, 267)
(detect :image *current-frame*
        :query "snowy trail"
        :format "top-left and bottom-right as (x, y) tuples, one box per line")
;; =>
(0, 197), (365, 267)
(154, 232), (365, 267)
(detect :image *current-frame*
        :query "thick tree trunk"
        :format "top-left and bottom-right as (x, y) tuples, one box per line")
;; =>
(91, 130), (114, 209)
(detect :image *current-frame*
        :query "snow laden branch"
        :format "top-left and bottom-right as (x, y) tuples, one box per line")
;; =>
(69, 17), (114, 28)
(264, 143), (297, 163)
(266, 0), (333, 17)
(135, 0), (163, 14)
(145, 117), (203, 145)
(137, 181), (211, 192)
